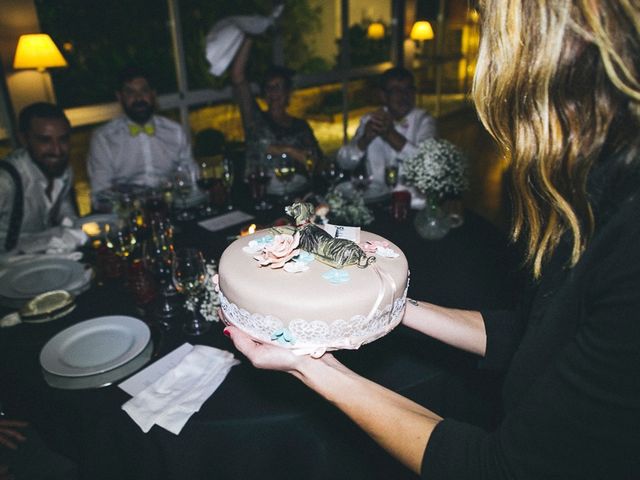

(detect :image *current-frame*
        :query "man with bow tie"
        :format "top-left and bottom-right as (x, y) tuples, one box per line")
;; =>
(86, 66), (196, 210)
(337, 67), (436, 208)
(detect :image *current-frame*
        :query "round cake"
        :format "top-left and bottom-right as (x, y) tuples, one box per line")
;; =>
(218, 229), (409, 356)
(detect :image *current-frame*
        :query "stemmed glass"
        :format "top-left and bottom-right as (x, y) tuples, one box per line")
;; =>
(143, 220), (176, 329)
(248, 164), (272, 211)
(274, 153), (296, 204)
(385, 158), (399, 189)
(219, 157), (235, 211)
(173, 165), (195, 221)
(350, 161), (372, 193)
(196, 158), (216, 217)
(172, 248), (210, 335)
(321, 160), (344, 188)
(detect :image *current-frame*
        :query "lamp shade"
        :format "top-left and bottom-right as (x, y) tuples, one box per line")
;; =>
(13, 34), (68, 71)
(367, 22), (385, 40)
(410, 21), (434, 41)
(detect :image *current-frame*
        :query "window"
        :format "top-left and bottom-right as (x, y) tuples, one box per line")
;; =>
(35, 0), (176, 107)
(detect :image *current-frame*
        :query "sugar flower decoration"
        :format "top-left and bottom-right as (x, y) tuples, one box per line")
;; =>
(295, 251), (315, 265)
(254, 232), (300, 269)
(243, 235), (274, 254)
(283, 251), (315, 273)
(322, 269), (350, 284)
(284, 262), (309, 273)
(360, 240), (399, 258)
(271, 328), (296, 345)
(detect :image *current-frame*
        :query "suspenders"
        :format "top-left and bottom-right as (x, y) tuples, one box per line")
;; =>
(0, 161), (24, 251)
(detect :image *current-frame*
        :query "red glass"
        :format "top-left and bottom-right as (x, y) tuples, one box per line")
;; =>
(127, 259), (157, 306)
(392, 190), (411, 222)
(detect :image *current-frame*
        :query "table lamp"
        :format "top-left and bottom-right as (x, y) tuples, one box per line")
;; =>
(367, 22), (385, 40)
(13, 33), (67, 71)
(410, 21), (434, 42)
(13, 33), (67, 103)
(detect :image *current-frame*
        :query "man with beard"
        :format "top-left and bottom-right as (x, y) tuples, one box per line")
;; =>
(337, 67), (436, 208)
(86, 66), (195, 208)
(0, 102), (78, 252)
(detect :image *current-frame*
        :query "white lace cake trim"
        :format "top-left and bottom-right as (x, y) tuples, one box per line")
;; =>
(219, 281), (409, 356)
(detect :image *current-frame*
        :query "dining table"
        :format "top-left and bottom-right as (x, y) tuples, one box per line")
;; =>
(0, 186), (523, 480)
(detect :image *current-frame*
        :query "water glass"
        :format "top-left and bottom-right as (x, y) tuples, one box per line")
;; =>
(172, 248), (210, 335)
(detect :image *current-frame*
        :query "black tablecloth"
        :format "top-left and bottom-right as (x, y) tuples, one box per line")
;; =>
(0, 205), (522, 480)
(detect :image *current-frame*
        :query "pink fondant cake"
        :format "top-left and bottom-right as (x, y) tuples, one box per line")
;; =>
(218, 229), (409, 356)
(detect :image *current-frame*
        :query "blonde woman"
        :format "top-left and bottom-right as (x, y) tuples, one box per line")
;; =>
(225, 1), (640, 477)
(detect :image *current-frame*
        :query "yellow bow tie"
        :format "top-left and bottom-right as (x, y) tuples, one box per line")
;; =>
(129, 123), (155, 137)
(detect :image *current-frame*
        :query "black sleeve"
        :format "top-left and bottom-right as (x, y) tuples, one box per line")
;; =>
(478, 309), (526, 371)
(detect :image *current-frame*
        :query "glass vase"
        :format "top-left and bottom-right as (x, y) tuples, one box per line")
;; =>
(414, 199), (450, 240)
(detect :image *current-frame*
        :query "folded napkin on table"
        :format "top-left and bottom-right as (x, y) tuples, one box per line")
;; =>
(15, 219), (88, 255)
(205, 5), (284, 76)
(122, 345), (240, 435)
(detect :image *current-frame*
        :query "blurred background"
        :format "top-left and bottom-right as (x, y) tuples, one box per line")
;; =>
(0, 0), (506, 227)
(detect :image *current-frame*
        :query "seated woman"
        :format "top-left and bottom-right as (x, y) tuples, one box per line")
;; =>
(225, 0), (640, 478)
(230, 37), (322, 197)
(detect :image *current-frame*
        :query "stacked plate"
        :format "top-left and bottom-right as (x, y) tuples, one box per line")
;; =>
(39, 315), (152, 390)
(0, 257), (92, 309)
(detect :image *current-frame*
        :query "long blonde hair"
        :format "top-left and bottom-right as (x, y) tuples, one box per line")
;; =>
(473, 0), (640, 277)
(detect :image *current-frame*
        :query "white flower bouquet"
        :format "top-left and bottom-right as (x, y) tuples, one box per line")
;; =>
(403, 138), (469, 202)
(325, 187), (374, 226)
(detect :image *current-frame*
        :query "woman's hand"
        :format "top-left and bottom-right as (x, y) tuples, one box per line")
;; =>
(224, 326), (306, 373)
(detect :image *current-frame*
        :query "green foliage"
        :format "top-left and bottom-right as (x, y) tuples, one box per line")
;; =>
(337, 23), (391, 67)
(36, 0), (325, 107)
(36, 0), (177, 106)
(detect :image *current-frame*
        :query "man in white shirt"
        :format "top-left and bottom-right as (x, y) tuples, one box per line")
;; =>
(87, 66), (195, 209)
(0, 103), (78, 252)
(337, 67), (436, 207)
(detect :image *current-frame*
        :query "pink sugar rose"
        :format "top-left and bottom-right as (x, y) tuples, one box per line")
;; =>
(254, 232), (301, 268)
(360, 240), (389, 254)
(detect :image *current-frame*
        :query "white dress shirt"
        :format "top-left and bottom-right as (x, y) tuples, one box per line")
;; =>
(87, 115), (196, 205)
(336, 107), (436, 208)
(0, 148), (76, 252)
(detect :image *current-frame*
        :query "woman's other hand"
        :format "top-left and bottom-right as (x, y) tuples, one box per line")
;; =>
(0, 419), (28, 450)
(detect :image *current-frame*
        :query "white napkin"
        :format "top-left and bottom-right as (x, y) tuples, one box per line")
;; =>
(122, 345), (239, 435)
(16, 223), (88, 255)
(205, 5), (284, 76)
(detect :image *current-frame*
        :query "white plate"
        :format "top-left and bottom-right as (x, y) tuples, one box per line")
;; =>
(39, 316), (151, 377)
(334, 181), (390, 204)
(43, 339), (153, 390)
(0, 258), (85, 300)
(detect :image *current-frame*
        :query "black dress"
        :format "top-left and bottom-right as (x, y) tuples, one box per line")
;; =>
(422, 156), (640, 479)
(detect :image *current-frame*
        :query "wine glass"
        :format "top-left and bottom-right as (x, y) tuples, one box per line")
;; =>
(220, 157), (234, 211)
(248, 164), (273, 211)
(142, 230), (176, 329)
(196, 158), (217, 217)
(321, 160), (344, 189)
(211, 156), (234, 211)
(274, 153), (296, 204)
(172, 248), (210, 335)
(385, 158), (399, 189)
(105, 222), (137, 259)
(173, 165), (195, 221)
(350, 161), (371, 193)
